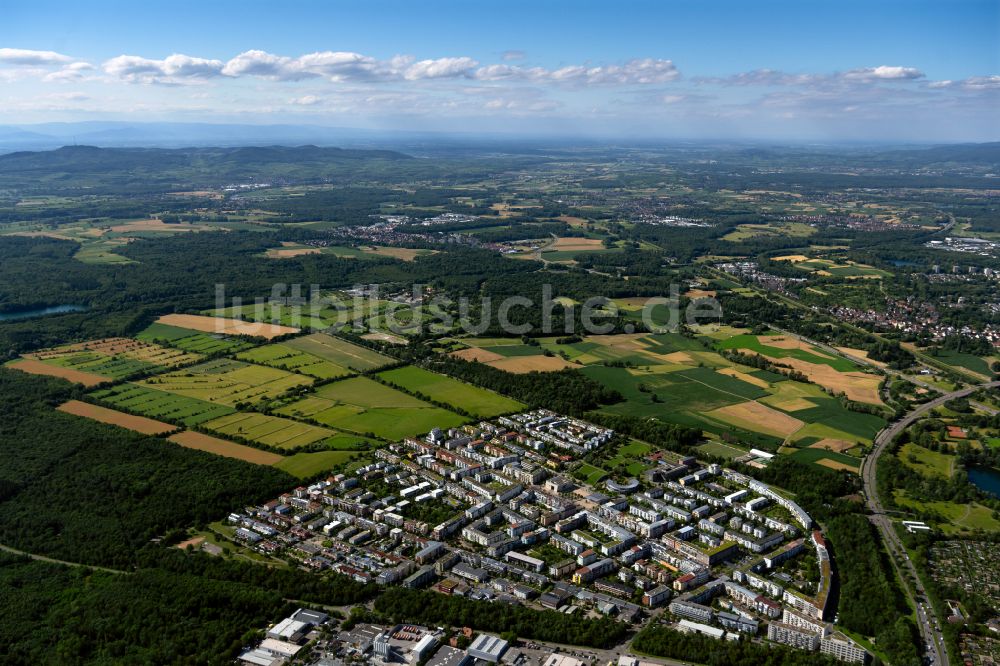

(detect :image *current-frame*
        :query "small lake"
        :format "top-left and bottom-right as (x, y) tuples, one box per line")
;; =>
(0, 304), (87, 322)
(968, 465), (1000, 498)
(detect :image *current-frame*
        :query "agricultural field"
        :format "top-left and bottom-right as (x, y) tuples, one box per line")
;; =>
(201, 411), (340, 450)
(283, 333), (394, 372)
(272, 450), (369, 478)
(377, 365), (524, 417)
(137, 322), (254, 354)
(6, 358), (110, 386)
(139, 358), (313, 407)
(716, 333), (884, 405)
(276, 376), (466, 440)
(166, 431), (284, 465)
(772, 254), (892, 279)
(264, 242), (434, 262)
(14, 337), (204, 382)
(236, 343), (351, 379)
(57, 400), (177, 435)
(157, 313), (299, 340)
(90, 383), (236, 426)
(722, 221), (816, 242)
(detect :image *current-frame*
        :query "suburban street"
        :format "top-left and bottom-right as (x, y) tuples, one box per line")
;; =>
(861, 380), (1000, 666)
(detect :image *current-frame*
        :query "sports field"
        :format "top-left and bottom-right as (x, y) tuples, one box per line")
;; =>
(90, 383), (236, 426)
(284, 333), (394, 372)
(139, 358), (312, 407)
(276, 376), (466, 440)
(236, 343), (351, 379)
(57, 400), (177, 435)
(378, 365), (524, 417)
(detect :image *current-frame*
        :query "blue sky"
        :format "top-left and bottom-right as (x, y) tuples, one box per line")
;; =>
(2, 0), (998, 141)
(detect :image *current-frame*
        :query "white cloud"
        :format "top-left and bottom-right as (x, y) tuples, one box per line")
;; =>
(290, 95), (320, 105)
(476, 58), (679, 85)
(501, 50), (526, 61)
(43, 61), (95, 83)
(929, 75), (1000, 91)
(403, 56), (478, 80)
(103, 53), (224, 83)
(0, 47), (72, 65)
(842, 65), (924, 81)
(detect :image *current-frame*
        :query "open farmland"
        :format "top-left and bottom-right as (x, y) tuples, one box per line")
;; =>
(202, 412), (338, 450)
(139, 358), (312, 407)
(377, 365), (524, 417)
(6, 358), (110, 386)
(166, 430), (283, 465)
(157, 313), (300, 340)
(90, 383), (236, 426)
(26, 338), (203, 372)
(57, 400), (177, 435)
(236, 343), (351, 379)
(137, 322), (254, 354)
(276, 376), (466, 440)
(284, 333), (394, 371)
(716, 333), (884, 404)
(273, 450), (368, 478)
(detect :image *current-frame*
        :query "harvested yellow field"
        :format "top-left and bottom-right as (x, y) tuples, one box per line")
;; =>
(708, 401), (805, 438)
(765, 355), (883, 405)
(816, 459), (859, 473)
(361, 246), (431, 261)
(108, 219), (210, 233)
(590, 333), (649, 351)
(660, 351), (696, 364)
(167, 431), (282, 465)
(556, 215), (588, 227)
(771, 397), (816, 412)
(809, 438), (856, 453)
(772, 254), (810, 262)
(489, 355), (577, 373)
(685, 288), (717, 299)
(57, 400), (176, 435)
(759, 335), (833, 358)
(551, 237), (605, 251)
(451, 347), (506, 363)
(717, 367), (770, 389)
(265, 242), (321, 258)
(156, 314), (299, 340)
(7, 359), (109, 386)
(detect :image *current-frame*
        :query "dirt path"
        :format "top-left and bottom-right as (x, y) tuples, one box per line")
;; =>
(0, 542), (128, 574)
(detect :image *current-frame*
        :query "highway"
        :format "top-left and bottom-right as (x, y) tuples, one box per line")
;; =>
(860, 380), (1000, 666)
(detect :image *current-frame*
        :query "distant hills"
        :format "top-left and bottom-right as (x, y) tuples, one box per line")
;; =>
(0, 144), (416, 193)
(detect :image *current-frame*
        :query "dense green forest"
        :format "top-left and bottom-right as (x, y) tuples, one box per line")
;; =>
(0, 553), (289, 665)
(0, 369), (295, 568)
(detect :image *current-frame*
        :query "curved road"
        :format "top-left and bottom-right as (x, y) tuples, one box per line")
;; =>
(861, 380), (1000, 666)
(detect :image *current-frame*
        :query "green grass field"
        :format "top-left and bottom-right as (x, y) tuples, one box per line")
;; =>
(787, 447), (860, 470)
(203, 411), (339, 450)
(697, 441), (748, 459)
(899, 443), (955, 478)
(930, 349), (993, 378)
(277, 376), (466, 440)
(377, 365), (524, 417)
(273, 450), (368, 478)
(90, 383), (235, 426)
(38, 351), (157, 380)
(140, 358), (312, 407)
(284, 333), (394, 371)
(893, 491), (1000, 533)
(236, 343), (350, 379)
(137, 322), (253, 354)
(716, 334), (859, 372)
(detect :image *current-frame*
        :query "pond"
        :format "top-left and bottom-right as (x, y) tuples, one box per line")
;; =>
(0, 304), (87, 322)
(968, 465), (1000, 499)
